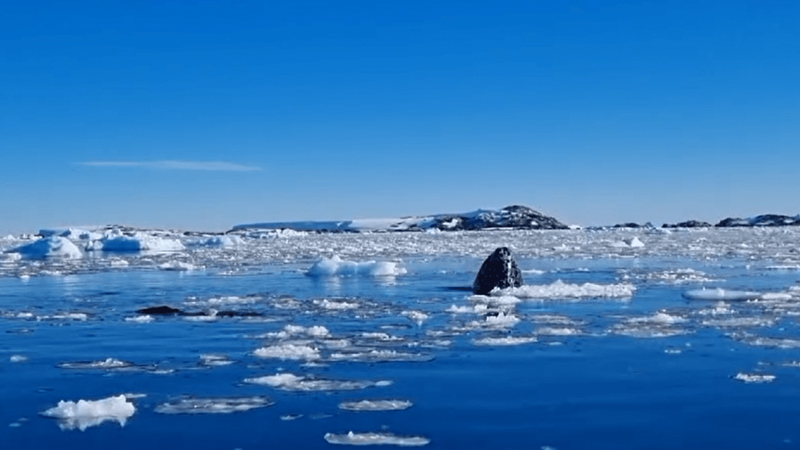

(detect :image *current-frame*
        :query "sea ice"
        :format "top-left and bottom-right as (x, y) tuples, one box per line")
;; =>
(188, 235), (246, 248)
(254, 343), (321, 361)
(10, 355), (28, 363)
(125, 315), (154, 323)
(339, 399), (413, 411)
(59, 358), (132, 370)
(307, 256), (407, 277)
(328, 350), (432, 363)
(158, 261), (196, 271)
(473, 336), (537, 346)
(9, 236), (82, 259)
(40, 395), (135, 431)
(683, 288), (762, 301)
(324, 431), (430, 446)
(734, 373), (776, 383)
(90, 233), (184, 253)
(155, 396), (273, 414)
(245, 373), (391, 391)
(497, 280), (636, 299)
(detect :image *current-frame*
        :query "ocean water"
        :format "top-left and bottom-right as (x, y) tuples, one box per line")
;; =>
(2, 228), (800, 449)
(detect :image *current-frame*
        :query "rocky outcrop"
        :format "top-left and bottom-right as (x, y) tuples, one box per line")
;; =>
(662, 220), (713, 228)
(232, 205), (569, 233)
(716, 215), (800, 227)
(472, 247), (524, 295)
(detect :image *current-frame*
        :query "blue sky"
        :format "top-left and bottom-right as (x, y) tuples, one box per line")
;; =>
(1, 1), (798, 234)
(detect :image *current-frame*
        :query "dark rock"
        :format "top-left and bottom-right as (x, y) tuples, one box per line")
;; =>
(716, 214), (800, 227)
(137, 306), (184, 315)
(473, 247), (524, 295)
(613, 222), (641, 229)
(662, 220), (713, 228)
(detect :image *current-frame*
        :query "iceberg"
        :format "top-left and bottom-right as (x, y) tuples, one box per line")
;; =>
(40, 395), (135, 431)
(9, 236), (82, 259)
(307, 256), (406, 277)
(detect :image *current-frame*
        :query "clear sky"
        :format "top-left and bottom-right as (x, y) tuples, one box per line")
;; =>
(1, 1), (798, 234)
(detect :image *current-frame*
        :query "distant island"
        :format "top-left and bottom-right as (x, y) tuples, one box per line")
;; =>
(231, 206), (800, 234)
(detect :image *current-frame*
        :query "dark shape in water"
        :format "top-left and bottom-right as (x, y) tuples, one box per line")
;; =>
(137, 306), (183, 315)
(136, 305), (262, 318)
(472, 247), (523, 295)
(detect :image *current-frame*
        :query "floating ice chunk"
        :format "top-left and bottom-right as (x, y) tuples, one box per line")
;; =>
(158, 261), (195, 271)
(39, 228), (102, 240)
(521, 269), (545, 275)
(339, 400), (413, 411)
(703, 317), (776, 328)
(92, 233), (184, 253)
(474, 336), (537, 346)
(403, 311), (429, 325)
(361, 332), (402, 341)
(59, 358), (132, 370)
(497, 280), (636, 299)
(625, 237), (645, 248)
(484, 312), (520, 328)
(447, 305), (476, 314)
(734, 373), (776, 383)
(10, 236), (83, 259)
(628, 312), (687, 325)
(683, 288), (761, 301)
(39, 312), (88, 321)
(10, 355), (28, 363)
(109, 258), (129, 268)
(324, 431), (430, 446)
(315, 299), (360, 310)
(155, 396), (273, 414)
(254, 344), (321, 361)
(245, 373), (391, 391)
(329, 350), (432, 363)
(307, 256), (407, 277)
(188, 235), (246, 248)
(40, 395), (135, 431)
(266, 324), (330, 339)
(125, 315), (154, 323)
(643, 268), (715, 284)
(536, 327), (581, 336)
(200, 354), (234, 366)
(281, 414), (304, 421)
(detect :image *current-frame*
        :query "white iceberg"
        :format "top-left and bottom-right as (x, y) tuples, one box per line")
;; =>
(40, 395), (135, 431)
(9, 236), (82, 259)
(90, 233), (184, 253)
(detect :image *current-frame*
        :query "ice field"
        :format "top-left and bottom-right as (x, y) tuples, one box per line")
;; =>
(3, 227), (800, 448)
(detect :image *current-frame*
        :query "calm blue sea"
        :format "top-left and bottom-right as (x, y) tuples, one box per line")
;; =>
(2, 230), (800, 449)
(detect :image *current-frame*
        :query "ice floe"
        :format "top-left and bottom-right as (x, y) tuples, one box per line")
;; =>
(307, 256), (406, 277)
(474, 336), (538, 346)
(59, 358), (131, 370)
(324, 431), (430, 446)
(683, 288), (762, 301)
(497, 280), (636, 299)
(245, 373), (391, 391)
(734, 373), (776, 383)
(88, 233), (184, 253)
(254, 343), (321, 361)
(339, 399), (413, 411)
(40, 395), (135, 431)
(155, 396), (273, 414)
(188, 235), (246, 248)
(328, 349), (432, 363)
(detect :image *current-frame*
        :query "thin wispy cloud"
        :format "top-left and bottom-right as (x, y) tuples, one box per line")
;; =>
(80, 160), (261, 172)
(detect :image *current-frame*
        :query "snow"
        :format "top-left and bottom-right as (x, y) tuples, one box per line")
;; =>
(339, 400), (413, 411)
(40, 395), (135, 431)
(307, 256), (406, 277)
(9, 236), (82, 259)
(155, 396), (273, 414)
(324, 431), (430, 446)
(497, 280), (636, 299)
